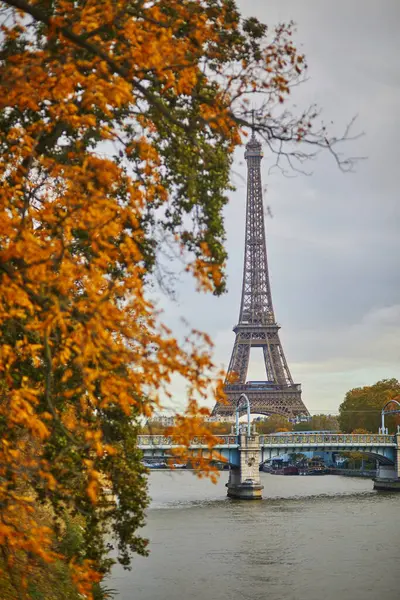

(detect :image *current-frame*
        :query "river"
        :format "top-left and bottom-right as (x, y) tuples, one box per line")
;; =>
(110, 471), (400, 600)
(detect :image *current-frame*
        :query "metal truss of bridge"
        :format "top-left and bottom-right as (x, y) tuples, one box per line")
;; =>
(212, 131), (308, 419)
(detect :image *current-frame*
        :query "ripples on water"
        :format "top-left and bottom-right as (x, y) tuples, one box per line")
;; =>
(110, 471), (400, 600)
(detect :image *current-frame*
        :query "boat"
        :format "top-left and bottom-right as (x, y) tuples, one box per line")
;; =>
(270, 466), (299, 476)
(143, 461), (167, 469)
(261, 465), (273, 473)
(305, 466), (330, 475)
(299, 461), (329, 476)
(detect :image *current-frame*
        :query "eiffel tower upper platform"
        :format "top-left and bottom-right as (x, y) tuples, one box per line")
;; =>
(212, 132), (309, 419)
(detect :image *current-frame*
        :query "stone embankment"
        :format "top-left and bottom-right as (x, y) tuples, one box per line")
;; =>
(329, 468), (376, 479)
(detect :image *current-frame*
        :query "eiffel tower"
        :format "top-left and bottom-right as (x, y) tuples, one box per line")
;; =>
(212, 131), (309, 419)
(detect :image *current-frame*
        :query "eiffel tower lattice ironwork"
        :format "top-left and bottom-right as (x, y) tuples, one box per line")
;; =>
(212, 132), (309, 418)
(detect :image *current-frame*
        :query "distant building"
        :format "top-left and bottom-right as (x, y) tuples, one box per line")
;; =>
(205, 415), (235, 423)
(147, 412), (235, 427)
(147, 414), (175, 427)
(289, 414), (311, 425)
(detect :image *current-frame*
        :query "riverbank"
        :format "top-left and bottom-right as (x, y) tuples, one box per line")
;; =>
(0, 556), (81, 600)
(374, 478), (400, 491)
(329, 467), (376, 478)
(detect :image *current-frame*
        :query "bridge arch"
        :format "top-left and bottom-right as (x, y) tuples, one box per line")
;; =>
(236, 408), (301, 419)
(259, 449), (395, 468)
(353, 451), (394, 465)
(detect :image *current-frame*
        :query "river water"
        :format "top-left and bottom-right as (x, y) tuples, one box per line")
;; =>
(110, 471), (400, 600)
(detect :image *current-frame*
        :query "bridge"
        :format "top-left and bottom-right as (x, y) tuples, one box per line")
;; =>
(138, 431), (400, 497)
(138, 432), (398, 466)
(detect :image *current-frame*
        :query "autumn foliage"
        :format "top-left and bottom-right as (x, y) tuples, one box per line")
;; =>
(0, 0), (345, 596)
(339, 379), (400, 433)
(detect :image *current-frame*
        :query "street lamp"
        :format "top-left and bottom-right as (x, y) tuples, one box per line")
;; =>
(380, 399), (400, 434)
(235, 393), (251, 437)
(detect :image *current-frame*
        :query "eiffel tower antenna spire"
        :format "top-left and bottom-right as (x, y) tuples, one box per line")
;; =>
(212, 131), (309, 419)
(250, 108), (257, 142)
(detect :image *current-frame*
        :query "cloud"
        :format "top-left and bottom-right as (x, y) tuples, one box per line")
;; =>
(152, 0), (400, 415)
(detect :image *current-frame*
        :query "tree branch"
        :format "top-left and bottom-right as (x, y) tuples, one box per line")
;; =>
(2, 0), (188, 132)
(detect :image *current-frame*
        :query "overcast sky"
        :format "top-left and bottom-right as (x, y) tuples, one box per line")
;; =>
(154, 0), (400, 415)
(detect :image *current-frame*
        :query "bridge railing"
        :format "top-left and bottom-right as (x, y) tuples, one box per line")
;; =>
(137, 433), (396, 448)
(259, 433), (396, 446)
(137, 435), (238, 447)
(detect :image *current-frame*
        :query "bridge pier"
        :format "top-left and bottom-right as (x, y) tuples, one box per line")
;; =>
(374, 433), (400, 491)
(226, 432), (263, 500)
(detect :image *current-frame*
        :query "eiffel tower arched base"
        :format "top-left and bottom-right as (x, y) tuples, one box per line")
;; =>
(212, 384), (309, 418)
